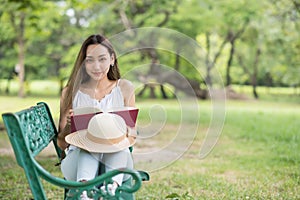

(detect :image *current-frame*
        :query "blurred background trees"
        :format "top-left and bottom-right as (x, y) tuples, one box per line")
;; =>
(0, 0), (299, 99)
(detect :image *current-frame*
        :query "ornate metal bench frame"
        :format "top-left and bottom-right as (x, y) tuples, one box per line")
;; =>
(2, 102), (149, 199)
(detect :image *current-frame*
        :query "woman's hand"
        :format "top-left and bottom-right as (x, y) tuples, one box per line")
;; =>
(57, 109), (73, 150)
(66, 109), (73, 125)
(57, 124), (70, 151)
(127, 126), (138, 137)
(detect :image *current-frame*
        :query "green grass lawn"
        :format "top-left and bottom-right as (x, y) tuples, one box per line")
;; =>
(135, 100), (300, 199)
(0, 84), (299, 199)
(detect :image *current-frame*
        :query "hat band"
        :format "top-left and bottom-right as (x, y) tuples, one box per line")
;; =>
(86, 132), (126, 145)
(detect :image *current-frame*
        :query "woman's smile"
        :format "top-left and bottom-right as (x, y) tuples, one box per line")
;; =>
(92, 71), (103, 75)
(91, 71), (106, 79)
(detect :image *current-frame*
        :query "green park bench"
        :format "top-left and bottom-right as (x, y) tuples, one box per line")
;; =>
(2, 102), (149, 200)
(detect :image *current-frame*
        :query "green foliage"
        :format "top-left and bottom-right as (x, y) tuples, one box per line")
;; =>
(0, 0), (299, 96)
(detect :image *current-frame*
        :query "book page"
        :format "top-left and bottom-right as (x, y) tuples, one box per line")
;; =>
(73, 106), (102, 115)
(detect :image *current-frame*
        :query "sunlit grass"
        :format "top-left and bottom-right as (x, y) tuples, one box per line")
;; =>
(231, 84), (300, 103)
(135, 100), (300, 199)
(0, 79), (61, 97)
(0, 82), (299, 199)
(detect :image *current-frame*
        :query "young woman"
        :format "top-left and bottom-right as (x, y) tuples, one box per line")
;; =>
(57, 34), (136, 198)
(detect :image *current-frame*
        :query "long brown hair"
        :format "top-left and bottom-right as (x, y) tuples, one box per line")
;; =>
(62, 34), (121, 115)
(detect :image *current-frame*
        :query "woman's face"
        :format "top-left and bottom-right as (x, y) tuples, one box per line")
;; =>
(85, 44), (114, 81)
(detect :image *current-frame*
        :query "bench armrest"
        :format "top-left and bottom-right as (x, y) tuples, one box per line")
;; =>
(31, 157), (142, 197)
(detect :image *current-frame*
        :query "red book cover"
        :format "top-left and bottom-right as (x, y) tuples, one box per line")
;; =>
(70, 107), (139, 132)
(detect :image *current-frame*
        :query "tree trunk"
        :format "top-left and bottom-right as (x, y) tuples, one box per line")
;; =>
(17, 12), (26, 98)
(226, 40), (235, 86)
(160, 84), (168, 99)
(6, 79), (11, 94)
(205, 32), (228, 88)
(174, 49), (180, 71)
(205, 32), (212, 87)
(252, 47), (261, 99)
(252, 84), (258, 99)
(225, 22), (248, 87)
(137, 84), (148, 97)
(149, 84), (156, 98)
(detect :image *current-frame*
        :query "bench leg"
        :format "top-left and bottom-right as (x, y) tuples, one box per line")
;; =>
(119, 177), (134, 200)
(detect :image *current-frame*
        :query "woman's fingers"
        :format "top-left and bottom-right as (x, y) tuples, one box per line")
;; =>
(66, 109), (74, 125)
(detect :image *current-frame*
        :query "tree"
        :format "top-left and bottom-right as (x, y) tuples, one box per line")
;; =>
(0, 0), (48, 97)
(268, 0), (300, 89)
(105, 0), (188, 98)
(6, 2), (26, 97)
(0, 0), (298, 99)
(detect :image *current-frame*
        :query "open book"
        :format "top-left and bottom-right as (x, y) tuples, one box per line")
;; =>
(70, 106), (139, 132)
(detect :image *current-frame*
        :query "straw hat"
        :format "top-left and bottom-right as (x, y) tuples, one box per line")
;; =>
(66, 113), (136, 153)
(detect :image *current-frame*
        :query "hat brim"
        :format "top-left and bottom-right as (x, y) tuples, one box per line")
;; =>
(65, 130), (136, 153)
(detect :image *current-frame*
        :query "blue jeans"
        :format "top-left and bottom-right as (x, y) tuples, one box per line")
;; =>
(61, 146), (133, 185)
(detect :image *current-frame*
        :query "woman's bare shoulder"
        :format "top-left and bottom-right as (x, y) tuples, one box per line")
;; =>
(119, 79), (134, 91)
(118, 79), (135, 106)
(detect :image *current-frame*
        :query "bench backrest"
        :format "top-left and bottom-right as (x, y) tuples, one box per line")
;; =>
(3, 102), (61, 159)
(2, 102), (61, 199)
